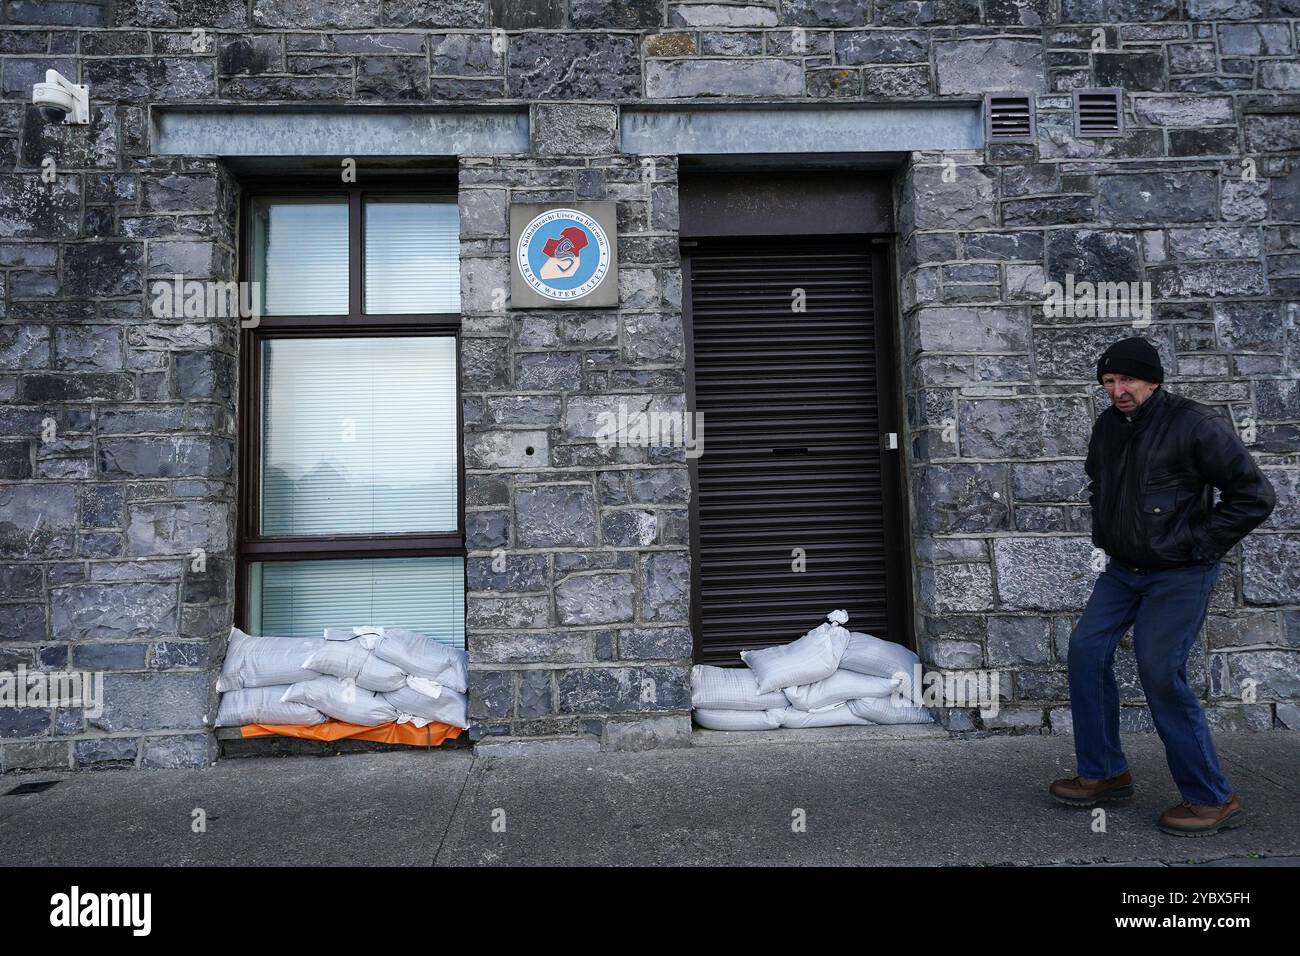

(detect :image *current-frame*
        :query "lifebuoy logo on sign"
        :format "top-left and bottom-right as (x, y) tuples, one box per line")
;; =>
(516, 208), (611, 302)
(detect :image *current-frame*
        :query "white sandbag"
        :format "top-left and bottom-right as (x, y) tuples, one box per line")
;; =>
(782, 669), (901, 712)
(740, 610), (851, 694)
(215, 686), (326, 727)
(777, 703), (873, 728)
(303, 641), (406, 692)
(215, 627), (323, 692)
(840, 631), (921, 700)
(846, 696), (934, 725)
(281, 677), (398, 726)
(385, 685), (468, 729)
(354, 656), (406, 692)
(406, 675), (444, 698)
(374, 628), (468, 693)
(323, 626), (382, 650)
(396, 714), (434, 729)
(691, 664), (788, 711)
(692, 708), (784, 731)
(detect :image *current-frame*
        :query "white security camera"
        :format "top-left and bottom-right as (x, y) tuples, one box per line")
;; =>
(32, 70), (89, 125)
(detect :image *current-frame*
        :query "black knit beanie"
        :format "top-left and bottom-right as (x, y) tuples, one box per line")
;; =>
(1097, 336), (1164, 384)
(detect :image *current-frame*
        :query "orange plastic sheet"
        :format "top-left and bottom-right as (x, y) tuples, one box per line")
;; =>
(240, 720), (463, 747)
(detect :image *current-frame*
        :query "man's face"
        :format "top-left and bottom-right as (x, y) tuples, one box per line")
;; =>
(1102, 373), (1159, 414)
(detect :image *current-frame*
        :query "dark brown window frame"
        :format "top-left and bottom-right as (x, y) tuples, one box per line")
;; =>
(234, 178), (465, 632)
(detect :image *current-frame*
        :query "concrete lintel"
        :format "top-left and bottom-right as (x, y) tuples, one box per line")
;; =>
(622, 103), (984, 155)
(152, 107), (531, 157)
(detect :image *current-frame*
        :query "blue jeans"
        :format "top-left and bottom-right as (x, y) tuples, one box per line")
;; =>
(1067, 559), (1233, 806)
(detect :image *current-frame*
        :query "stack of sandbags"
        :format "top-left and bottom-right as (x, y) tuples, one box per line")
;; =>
(215, 625), (470, 729)
(690, 609), (853, 730)
(302, 637), (408, 692)
(775, 617), (933, 726)
(838, 630), (932, 725)
(779, 669), (903, 727)
(215, 627), (323, 693)
(740, 609), (858, 728)
(280, 676), (400, 726)
(371, 627), (469, 729)
(689, 610), (933, 730)
(214, 685), (329, 727)
(214, 628), (328, 727)
(740, 610), (851, 695)
(690, 664), (788, 730)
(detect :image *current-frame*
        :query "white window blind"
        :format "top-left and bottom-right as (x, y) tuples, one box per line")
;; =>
(259, 336), (459, 536)
(253, 199), (349, 315)
(364, 199), (460, 314)
(248, 557), (465, 647)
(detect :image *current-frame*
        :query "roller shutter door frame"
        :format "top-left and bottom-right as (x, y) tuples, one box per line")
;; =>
(683, 234), (913, 666)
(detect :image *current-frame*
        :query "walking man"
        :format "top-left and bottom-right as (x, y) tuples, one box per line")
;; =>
(1049, 336), (1276, 836)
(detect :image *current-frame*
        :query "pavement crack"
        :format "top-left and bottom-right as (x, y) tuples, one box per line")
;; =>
(430, 756), (475, 867)
(1216, 749), (1300, 795)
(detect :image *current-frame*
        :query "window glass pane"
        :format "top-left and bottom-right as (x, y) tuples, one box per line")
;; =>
(253, 198), (349, 315)
(364, 199), (459, 314)
(247, 557), (464, 648)
(260, 336), (458, 535)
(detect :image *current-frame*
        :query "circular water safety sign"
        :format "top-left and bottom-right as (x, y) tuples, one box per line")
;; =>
(516, 207), (612, 302)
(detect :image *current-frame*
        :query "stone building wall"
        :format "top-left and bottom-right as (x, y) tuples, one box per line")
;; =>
(0, 0), (1296, 770)
(457, 127), (694, 750)
(897, 140), (1299, 735)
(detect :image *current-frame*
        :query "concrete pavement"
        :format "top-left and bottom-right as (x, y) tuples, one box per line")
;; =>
(2, 728), (1297, 866)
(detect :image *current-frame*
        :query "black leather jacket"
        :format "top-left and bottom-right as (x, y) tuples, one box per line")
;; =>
(1086, 386), (1276, 571)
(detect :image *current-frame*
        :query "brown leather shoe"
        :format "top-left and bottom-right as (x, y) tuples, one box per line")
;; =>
(1157, 794), (1245, 837)
(1049, 770), (1135, 807)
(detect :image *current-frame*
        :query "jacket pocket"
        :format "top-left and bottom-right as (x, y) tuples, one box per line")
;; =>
(1140, 488), (1185, 564)
(1140, 488), (1177, 517)
(1184, 514), (1219, 562)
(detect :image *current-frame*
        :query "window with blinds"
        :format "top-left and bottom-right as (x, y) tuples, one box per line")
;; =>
(259, 336), (458, 535)
(252, 198), (349, 315)
(247, 557), (465, 645)
(238, 187), (464, 649)
(364, 199), (460, 314)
